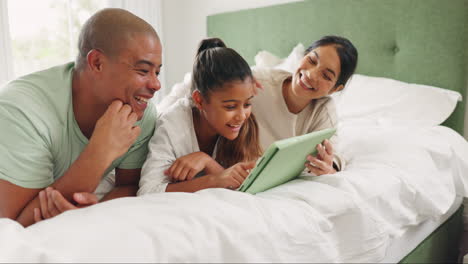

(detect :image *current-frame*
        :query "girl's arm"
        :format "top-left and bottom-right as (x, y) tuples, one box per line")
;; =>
(164, 152), (224, 182)
(204, 157), (224, 175)
(165, 174), (219, 193)
(166, 161), (255, 193)
(138, 115), (225, 195)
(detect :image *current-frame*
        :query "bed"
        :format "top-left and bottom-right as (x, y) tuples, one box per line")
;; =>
(207, 0), (468, 262)
(1, 0), (468, 263)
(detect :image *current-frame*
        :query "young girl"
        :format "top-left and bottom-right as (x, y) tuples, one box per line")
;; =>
(138, 38), (262, 194)
(252, 35), (358, 176)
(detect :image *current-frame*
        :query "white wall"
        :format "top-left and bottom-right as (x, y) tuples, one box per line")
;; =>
(0, 0), (14, 87)
(159, 0), (302, 95)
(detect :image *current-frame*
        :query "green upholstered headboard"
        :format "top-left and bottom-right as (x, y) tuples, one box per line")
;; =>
(207, 0), (468, 134)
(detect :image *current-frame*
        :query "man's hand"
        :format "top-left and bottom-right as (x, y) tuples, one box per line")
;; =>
(88, 100), (141, 162)
(34, 187), (98, 223)
(305, 139), (337, 176)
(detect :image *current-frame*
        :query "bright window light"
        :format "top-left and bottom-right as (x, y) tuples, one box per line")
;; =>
(7, 0), (107, 77)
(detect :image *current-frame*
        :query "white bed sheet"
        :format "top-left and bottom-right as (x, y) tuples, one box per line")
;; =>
(381, 195), (463, 263)
(1, 124), (467, 263)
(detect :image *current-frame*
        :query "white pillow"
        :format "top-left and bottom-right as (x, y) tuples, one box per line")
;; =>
(254, 43), (305, 73)
(332, 74), (462, 127)
(157, 72), (192, 114)
(253, 44), (462, 127)
(254, 50), (282, 68)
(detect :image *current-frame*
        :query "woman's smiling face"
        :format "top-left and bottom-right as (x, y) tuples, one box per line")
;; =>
(291, 45), (343, 100)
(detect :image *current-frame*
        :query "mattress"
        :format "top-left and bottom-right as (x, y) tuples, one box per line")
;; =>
(381, 195), (463, 263)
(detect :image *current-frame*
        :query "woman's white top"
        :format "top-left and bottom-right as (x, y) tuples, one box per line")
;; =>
(252, 67), (345, 170)
(138, 98), (201, 195)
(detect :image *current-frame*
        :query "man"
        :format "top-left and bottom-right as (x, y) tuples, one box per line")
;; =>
(0, 8), (162, 227)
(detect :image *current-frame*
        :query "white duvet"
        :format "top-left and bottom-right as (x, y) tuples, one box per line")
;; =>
(1, 124), (468, 263)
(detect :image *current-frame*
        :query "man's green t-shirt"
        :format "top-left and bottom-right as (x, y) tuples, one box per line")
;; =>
(0, 62), (157, 188)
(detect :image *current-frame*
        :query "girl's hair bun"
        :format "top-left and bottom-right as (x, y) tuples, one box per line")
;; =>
(197, 37), (227, 55)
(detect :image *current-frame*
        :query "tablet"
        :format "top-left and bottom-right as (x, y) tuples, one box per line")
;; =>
(238, 128), (336, 194)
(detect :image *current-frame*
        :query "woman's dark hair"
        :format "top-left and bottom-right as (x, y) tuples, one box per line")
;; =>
(305, 35), (358, 88)
(192, 37), (262, 167)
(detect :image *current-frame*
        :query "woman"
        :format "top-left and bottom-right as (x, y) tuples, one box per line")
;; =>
(138, 38), (262, 194)
(252, 35), (358, 175)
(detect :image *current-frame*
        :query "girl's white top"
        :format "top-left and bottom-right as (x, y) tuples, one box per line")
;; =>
(138, 98), (201, 195)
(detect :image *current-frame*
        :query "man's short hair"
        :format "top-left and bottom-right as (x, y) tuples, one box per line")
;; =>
(75, 8), (159, 69)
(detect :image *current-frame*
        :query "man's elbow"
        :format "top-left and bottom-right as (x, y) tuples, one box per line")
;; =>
(0, 206), (28, 227)
(0, 208), (17, 220)
(0, 179), (42, 226)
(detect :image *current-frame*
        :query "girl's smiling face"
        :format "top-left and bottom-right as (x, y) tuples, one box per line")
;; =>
(291, 45), (343, 100)
(194, 79), (255, 140)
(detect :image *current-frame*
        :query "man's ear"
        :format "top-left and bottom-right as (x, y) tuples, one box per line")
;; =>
(86, 49), (104, 72)
(192, 90), (203, 110)
(329, 84), (344, 95)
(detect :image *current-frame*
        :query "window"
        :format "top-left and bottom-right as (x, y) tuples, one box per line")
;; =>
(7, 0), (107, 77)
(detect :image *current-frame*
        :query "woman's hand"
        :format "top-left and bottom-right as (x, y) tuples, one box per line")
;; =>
(305, 139), (337, 176)
(165, 152), (214, 182)
(214, 161), (255, 190)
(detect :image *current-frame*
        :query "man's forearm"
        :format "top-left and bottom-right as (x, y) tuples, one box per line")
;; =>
(16, 144), (113, 227)
(17, 184), (135, 227)
(52, 144), (112, 200)
(16, 196), (42, 227)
